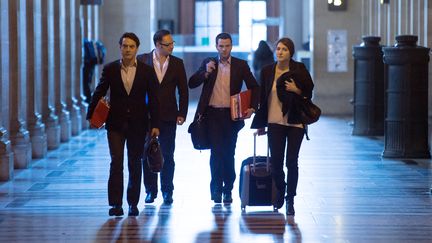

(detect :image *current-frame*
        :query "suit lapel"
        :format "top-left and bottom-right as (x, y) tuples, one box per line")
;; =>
(128, 63), (141, 96)
(160, 56), (175, 85)
(115, 61), (129, 96)
(229, 57), (237, 95)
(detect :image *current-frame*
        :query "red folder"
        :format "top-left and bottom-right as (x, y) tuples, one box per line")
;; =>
(230, 89), (252, 121)
(90, 98), (110, 128)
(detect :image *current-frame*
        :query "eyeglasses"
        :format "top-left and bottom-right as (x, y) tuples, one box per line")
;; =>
(159, 41), (175, 47)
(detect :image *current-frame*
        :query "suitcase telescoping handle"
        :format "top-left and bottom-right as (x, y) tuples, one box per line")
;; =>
(253, 131), (270, 172)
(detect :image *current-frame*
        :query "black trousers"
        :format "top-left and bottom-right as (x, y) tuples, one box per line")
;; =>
(143, 121), (177, 194)
(207, 107), (239, 196)
(107, 122), (145, 207)
(267, 123), (304, 198)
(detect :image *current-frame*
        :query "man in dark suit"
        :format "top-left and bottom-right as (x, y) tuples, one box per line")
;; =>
(87, 32), (159, 217)
(189, 32), (259, 204)
(137, 29), (188, 205)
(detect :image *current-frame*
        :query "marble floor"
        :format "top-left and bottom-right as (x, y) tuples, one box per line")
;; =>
(0, 110), (431, 242)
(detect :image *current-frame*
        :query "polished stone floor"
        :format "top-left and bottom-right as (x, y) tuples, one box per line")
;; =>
(0, 110), (431, 242)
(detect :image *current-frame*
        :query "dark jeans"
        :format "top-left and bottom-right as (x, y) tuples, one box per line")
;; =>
(107, 122), (145, 207)
(267, 123), (304, 198)
(207, 107), (239, 196)
(143, 121), (177, 194)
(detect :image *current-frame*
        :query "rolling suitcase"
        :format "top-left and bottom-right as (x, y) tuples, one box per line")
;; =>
(239, 131), (277, 211)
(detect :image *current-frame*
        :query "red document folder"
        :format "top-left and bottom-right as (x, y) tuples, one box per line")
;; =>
(90, 98), (110, 128)
(230, 89), (252, 121)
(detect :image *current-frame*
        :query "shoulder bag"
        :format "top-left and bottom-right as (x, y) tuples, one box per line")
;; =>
(188, 113), (210, 150)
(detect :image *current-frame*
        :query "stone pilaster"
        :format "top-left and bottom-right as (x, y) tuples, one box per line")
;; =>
(66, 0), (81, 136)
(9, 0), (32, 169)
(77, 1), (88, 129)
(55, 0), (71, 142)
(42, 0), (60, 150)
(0, 0), (14, 181)
(27, 0), (47, 158)
(0, 128), (13, 181)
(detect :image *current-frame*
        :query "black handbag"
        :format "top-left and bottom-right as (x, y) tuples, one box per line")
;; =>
(144, 136), (164, 173)
(188, 114), (210, 150)
(297, 98), (321, 125)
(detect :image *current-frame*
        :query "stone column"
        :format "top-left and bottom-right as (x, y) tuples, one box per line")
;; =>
(54, 0), (71, 142)
(66, 0), (81, 136)
(26, 0), (47, 158)
(92, 5), (100, 92)
(427, 0), (432, 148)
(42, 0), (60, 150)
(9, 0), (32, 169)
(0, 0), (14, 181)
(76, 0), (88, 129)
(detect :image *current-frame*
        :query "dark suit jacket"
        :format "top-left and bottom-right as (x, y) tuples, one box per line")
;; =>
(137, 51), (189, 122)
(86, 59), (159, 134)
(251, 60), (314, 128)
(188, 56), (260, 128)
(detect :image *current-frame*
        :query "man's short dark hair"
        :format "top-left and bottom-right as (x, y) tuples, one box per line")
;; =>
(119, 32), (140, 47)
(153, 29), (171, 45)
(215, 32), (232, 45)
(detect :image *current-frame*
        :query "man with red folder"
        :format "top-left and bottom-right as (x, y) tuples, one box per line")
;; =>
(87, 33), (159, 217)
(189, 33), (259, 204)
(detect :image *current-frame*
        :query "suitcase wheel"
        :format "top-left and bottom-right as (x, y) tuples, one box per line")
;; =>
(273, 206), (278, 212)
(241, 206), (246, 211)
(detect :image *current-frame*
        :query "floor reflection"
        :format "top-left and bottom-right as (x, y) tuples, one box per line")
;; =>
(239, 210), (286, 242)
(151, 204), (172, 243)
(194, 204), (232, 242)
(286, 216), (302, 243)
(2, 114), (432, 242)
(95, 217), (122, 242)
(117, 217), (141, 241)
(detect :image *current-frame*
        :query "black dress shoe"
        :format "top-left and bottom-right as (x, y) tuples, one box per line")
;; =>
(211, 193), (222, 203)
(128, 205), (139, 216)
(223, 193), (233, 204)
(274, 189), (285, 209)
(145, 192), (157, 203)
(286, 199), (295, 216)
(163, 191), (173, 205)
(108, 206), (124, 216)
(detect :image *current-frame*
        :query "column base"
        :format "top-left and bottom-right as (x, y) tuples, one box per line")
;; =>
(11, 131), (32, 169)
(31, 134), (47, 158)
(60, 111), (71, 142)
(0, 152), (13, 181)
(382, 150), (431, 159)
(80, 101), (89, 130)
(70, 105), (82, 136)
(29, 123), (48, 159)
(352, 127), (384, 136)
(46, 124), (61, 150)
(0, 141), (13, 181)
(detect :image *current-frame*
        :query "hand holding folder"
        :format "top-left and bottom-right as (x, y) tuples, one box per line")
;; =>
(90, 97), (110, 128)
(230, 89), (252, 121)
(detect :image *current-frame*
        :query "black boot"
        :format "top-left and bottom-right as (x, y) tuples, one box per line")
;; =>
(286, 197), (295, 215)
